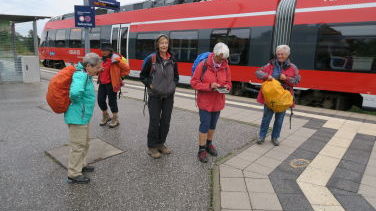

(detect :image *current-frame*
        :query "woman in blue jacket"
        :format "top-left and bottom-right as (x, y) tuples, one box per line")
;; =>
(65, 53), (102, 184)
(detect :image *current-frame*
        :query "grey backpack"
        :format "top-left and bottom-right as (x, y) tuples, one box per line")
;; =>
(149, 54), (176, 97)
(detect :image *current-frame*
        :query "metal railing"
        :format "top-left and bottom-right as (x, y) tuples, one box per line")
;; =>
(0, 21), (36, 82)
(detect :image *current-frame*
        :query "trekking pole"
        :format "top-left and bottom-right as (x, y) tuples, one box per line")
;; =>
(143, 86), (147, 116)
(289, 107), (293, 129)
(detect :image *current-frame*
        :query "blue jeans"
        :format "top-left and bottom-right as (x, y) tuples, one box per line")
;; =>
(199, 110), (221, 133)
(259, 106), (286, 140)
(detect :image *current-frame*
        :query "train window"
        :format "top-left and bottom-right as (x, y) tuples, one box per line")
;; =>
(170, 31), (198, 62)
(120, 27), (128, 57)
(210, 29), (228, 46)
(55, 29), (66, 48)
(315, 24), (376, 73)
(100, 25), (112, 45)
(210, 28), (250, 65)
(40, 30), (48, 47)
(135, 32), (160, 59)
(47, 29), (56, 47)
(249, 26), (273, 67)
(69, 28), (83, 48)
(89, 27), (101, 49)
(289, 24), (319, 70)
(112, 27), (119, 51)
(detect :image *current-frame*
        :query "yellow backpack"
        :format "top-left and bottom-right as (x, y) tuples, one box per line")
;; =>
(261, 79), (293, 113)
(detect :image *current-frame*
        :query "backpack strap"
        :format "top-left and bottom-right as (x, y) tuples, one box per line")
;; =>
(151, 54), (157, 64)
(84, 73), (89, 90)
(148, 54), (158, 83)
(195, 59), (208, 108)
(200, 59), (208, 81)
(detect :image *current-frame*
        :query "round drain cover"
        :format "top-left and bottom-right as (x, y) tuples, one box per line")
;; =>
(289, 159), (310, 168)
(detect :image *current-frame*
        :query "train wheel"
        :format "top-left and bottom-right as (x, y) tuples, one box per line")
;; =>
(53, 61), (65, 69)
(231, 82), (243, 96)
(46, 60), (54, 68)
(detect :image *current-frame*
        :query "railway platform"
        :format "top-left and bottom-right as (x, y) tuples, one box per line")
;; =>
(0, 68), (375, 211)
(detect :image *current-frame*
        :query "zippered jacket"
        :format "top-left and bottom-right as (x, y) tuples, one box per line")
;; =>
(64, 63), (96, 125)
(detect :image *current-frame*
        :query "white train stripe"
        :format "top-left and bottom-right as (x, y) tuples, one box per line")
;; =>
(295, 2), (376, 13)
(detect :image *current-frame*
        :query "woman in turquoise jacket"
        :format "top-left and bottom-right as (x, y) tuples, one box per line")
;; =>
(65, 53), (102, 184)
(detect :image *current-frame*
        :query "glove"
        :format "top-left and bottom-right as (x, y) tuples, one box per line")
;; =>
(111, 54), (121, 64)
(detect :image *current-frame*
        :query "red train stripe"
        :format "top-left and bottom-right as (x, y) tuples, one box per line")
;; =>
(127, 59), (376, 95)
(39, 50), (376, 95)
(45, 2), (376, 31)
(45, 0), (279, 30)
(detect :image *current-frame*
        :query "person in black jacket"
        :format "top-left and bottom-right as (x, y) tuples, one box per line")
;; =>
(140, 34), (179, 159)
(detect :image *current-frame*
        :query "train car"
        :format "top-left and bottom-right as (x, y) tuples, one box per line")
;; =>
(39, 0), (376, 110)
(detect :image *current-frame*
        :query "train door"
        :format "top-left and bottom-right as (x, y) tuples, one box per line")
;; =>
(120, 24), (130, 59)
(111, 24), (120, 54)
(111, 24), (130, 59)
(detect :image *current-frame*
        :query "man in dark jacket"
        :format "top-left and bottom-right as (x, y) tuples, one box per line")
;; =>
(140, 34), (179, 159)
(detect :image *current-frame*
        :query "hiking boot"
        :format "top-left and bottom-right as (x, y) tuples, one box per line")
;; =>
(206, 144), (218, 156)
(272, 138), (280, 146)
(198, 150), (208, 163)
(82, 166), (95, 173)
(67, 175), (90, 184)
(158, 145), (172, 154)
(257, 138), (265, 145)
(109, 113), (120, 128)
(100, 112), (111, 126)
(148, 148), (161, 159)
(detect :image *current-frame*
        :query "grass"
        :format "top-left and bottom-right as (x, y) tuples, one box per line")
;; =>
(349, 106), (376, 116)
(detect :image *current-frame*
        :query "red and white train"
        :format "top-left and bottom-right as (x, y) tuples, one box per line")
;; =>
(39, 0), (376, 109)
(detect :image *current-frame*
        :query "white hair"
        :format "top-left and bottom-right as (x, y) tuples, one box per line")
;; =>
(213, 42), (230, 59)
(276, 45), (291, 56)
(83, 53), (101, 67)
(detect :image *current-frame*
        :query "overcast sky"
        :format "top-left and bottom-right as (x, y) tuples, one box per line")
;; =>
(0, 0), (147, 36)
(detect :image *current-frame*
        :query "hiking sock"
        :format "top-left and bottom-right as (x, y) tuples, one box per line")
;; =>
(207, 140), (213, 146)
(199, 145), (206, 151)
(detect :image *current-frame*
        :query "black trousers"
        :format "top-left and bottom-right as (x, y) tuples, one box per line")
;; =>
(147, 94), (174, 148)
(97, 83), (118, 113)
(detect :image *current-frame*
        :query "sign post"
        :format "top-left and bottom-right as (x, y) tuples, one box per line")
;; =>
(75, 0), (120, 54)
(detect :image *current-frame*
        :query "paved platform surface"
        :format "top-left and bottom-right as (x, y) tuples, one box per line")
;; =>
(1, 68), (376, 211)
(0, 73), (257, 210)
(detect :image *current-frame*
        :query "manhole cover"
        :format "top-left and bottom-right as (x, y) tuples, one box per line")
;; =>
(289, 159), (310, 168)
(45, 138), (125, 169)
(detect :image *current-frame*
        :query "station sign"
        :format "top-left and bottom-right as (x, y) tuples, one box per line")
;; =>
(74, 5), (96, 28)
(89, 0), (120, 11)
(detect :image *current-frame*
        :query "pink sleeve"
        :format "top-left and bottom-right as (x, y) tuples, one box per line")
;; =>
(285, 65), (301, 87)
(256, 64), (270, 81)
